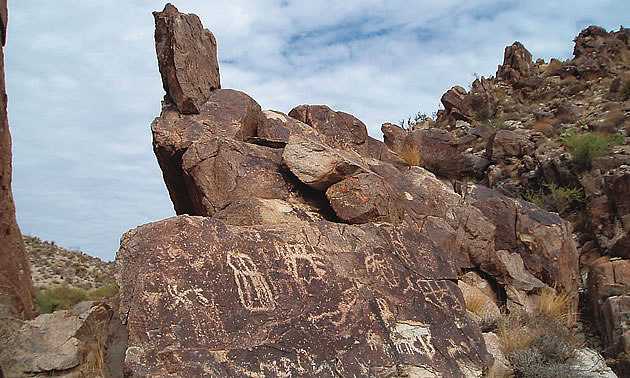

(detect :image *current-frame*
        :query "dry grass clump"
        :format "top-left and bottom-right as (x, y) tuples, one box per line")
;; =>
(463, 290), (491, 316)
(536, 286), (576, 326)
(497, 312), (535, 355)
(399, 144), (421, 167)
(83, 334), (106, 375)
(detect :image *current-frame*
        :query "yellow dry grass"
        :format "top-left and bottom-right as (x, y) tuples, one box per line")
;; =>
(464, 290), (490, 317)
(536, 286), (576, 326)
(533, 119), (552, 135)
(400, 144), (421, 167)
(83, 334), (106, 376)
(499, 325), (534, 355)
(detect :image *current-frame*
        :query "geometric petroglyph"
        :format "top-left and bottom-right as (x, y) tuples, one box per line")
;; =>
(227, 252), (276, 312)
(275, 244), (327, 287)
(392, 321), (436, 358)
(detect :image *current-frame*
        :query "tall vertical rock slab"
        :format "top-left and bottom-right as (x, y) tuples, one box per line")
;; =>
(154, 3), (220, 114)
(0, 0), (37, 322)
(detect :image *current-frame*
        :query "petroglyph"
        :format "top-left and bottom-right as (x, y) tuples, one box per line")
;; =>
(364, 251), (399, 288)
(275, 244), (327, 285)
(418, 280), (464, 313)
(227, 252), (276, 311)
(165, 283), (211, 310)
(392, 322), (436, 357)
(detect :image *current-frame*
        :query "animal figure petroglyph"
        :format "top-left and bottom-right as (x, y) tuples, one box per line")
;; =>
(275, 244), (327, 286)
(227, 252), (276, 311)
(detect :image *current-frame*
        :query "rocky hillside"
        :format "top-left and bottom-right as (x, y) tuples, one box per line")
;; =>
(24, 235), (114, 290)
(384, 25), (630, 375)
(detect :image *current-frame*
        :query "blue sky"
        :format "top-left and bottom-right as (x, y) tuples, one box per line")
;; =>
(5, 0), (629, 261)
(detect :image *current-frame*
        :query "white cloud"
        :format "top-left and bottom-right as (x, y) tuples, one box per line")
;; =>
(5, 0), (629, 260)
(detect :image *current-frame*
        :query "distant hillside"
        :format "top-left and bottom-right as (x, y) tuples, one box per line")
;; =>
(23, 235), (115, 290)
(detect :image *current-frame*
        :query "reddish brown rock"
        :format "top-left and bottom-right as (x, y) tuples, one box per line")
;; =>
(181, 136), (290, 216)
(381, 122), (407, 152)
(496, 41), (533, 84)
(440, 85), (467, 113)
(152, 89), (262, 214)
(587, 257), (630, 368)
(0, 0), (37, 323)
(153, 3), (220, 114)
(490, 129), (536, 161)
(326, 172), (405, 224)
(288, 104), (369, 155)
(255, 110), (315, 146)
(117, 215), (492, 377)
(464, 184), (579, 302)
(403, 129), (490, 179)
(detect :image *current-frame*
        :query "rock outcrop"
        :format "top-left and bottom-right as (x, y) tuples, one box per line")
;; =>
(0, 0), (37, 324)
(429, 25), (630, 372)
(153, 3), (220, 114)
(111, 5), (587, 376)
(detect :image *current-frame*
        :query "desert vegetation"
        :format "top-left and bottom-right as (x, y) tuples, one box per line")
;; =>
(36, 281), (119, 314)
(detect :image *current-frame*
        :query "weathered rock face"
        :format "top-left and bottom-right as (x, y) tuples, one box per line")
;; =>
(288, 104), (369, 155)
(0, 0), (37, 323)
(463, 184), (579, 298)
(587, 256), (630, 375)
(118, 216), (491, 377)
(153, 3), (220, 114)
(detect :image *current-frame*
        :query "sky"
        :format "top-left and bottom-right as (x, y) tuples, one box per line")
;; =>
(5, 1), (629, 261)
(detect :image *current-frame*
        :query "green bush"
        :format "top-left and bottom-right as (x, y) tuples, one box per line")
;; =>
(564, 131), (622, 169)
(36, 282), (119, 314)
(524, 184), (584, 213)
(36, 283), (88, 313)
(87, 282), (119, 300)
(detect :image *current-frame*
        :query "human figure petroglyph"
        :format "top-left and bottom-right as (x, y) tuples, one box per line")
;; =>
(227, 252), (276, 311)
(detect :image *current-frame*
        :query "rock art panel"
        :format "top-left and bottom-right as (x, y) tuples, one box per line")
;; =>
(116, 216), (492, 377)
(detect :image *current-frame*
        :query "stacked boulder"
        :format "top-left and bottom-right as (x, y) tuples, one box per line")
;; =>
(114, 4), (582, 377)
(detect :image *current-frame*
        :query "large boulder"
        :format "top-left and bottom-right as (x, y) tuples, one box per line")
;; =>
(282, 134), (369, 191)
(0, 0), (37, 324)
(181, 135), (290, 216)
(0, 302), (113, 377)
(151, 89), (263, 215)
(153, 3), (220, 114)
(117, 215), (493, 377)
(288, 104), (369, 155)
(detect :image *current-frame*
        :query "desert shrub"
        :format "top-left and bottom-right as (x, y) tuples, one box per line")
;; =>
(87, 282), (119, 300)
(399, 111), (428, 130)
(494, 301), (587, 378)
(36, 282), (119, 313)
(400, 144), (421, 167)
(564, 130), (622, 169)
(36, 283), (88, 313)
(524, 183), (584, 212)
